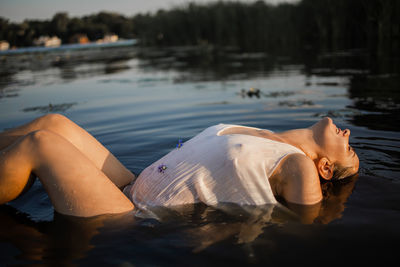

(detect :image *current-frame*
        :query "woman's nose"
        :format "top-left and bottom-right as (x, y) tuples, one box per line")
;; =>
(343, 129), (350, 136)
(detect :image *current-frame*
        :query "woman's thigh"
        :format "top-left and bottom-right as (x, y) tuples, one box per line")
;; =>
(1, 130), (134, 217)
(0, 114), (135, 189)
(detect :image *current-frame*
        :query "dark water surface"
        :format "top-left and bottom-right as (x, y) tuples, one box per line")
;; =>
(0, 45), (399, 265)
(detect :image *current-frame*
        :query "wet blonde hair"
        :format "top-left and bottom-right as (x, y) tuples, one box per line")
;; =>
(332, 163), (356, 181)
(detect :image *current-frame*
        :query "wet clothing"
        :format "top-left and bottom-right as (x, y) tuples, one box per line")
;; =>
(124, 124), (305, 209)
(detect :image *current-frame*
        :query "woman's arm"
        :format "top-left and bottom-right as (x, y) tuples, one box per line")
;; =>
(273, 153), (323, 205)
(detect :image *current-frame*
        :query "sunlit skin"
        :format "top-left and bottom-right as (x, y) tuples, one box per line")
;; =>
(309, 117), (359, 176)
(0, 114), (359, 217)
(220, 117), (360, 205)
(0, 114), (135, 217)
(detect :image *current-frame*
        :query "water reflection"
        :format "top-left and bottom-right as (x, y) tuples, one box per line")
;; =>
(136, 46), (276, 82)
(0, 46), (137, 95)
(0, 45), (284, 93)
(348, 74), (400, 132)
(22, 102), (78, 113)
(0, 174), (358, 264)
(1, 44), (399, 264)
(3, 46), (399, 135)
(0, 74), (20, 99)
(304, 50), (400, 132)
(312, 108), (362, 119)
(291, 175), (359, 224)
(0, 205), (114, 264)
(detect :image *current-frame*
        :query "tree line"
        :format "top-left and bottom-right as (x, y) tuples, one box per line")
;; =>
(0, 0), (398, 58)
(0, 12), (134, 47)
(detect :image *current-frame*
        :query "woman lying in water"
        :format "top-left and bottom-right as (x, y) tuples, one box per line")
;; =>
(0, 114), (359, 217)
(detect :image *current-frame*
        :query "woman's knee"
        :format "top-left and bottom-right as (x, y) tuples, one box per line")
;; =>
(25, 129), (63, 152)
(37, 113), (72, 132)
(1, 130), (57, 155)
(0, 132), (56, 204)
(23, 130), (75, 169)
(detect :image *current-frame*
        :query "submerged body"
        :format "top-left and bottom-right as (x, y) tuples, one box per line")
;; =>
(0, 114), (359, 217)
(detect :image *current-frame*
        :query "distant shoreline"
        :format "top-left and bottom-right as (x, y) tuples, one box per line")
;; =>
(0, 39), (137, 55)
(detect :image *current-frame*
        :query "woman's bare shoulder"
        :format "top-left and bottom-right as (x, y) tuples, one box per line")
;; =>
(277, 153), (322, 205)
(281, 153), (317, 173)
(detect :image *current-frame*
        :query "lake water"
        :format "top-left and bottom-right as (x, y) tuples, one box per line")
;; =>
(0, 44), (399, 265)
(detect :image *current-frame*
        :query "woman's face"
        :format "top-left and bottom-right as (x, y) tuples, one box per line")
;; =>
(311, 117), (359, 174)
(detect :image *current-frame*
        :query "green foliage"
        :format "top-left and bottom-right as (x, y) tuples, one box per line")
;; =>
(0, 0), (398, 58)
(0, 11), (134, 47)
(130, 0), (399, 57)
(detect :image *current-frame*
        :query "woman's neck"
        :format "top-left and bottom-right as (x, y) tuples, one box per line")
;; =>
(269, 128), (319, 161)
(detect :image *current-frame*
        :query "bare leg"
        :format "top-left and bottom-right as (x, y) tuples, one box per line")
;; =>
(0, 130), (134, 217)
(0, 114), (134, 189)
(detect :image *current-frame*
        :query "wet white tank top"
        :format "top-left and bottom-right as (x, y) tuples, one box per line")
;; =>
(125, 124), (305, 209)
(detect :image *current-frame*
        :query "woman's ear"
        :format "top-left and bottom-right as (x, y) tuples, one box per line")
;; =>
(317, 157), (334, 180)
